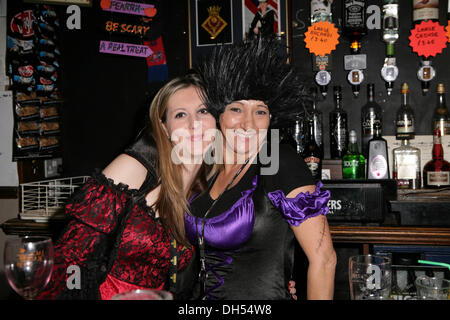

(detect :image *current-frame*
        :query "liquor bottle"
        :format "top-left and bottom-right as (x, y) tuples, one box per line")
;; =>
(432, 83), (450, 137)
(393, 139), (421, 189)
(343, 0), (367, 54)
(361, 83), (383, 158)
(381, 0), (399, 95)
(330, 86), (348, 159)
(310, 87), (324, 158)
(343, 0), (368, 97)
(396, 83), (415, 140)
(293, 114), (305, 155)
(382, 0), (399, 54)
(311, 0), (332, 23)
(412, 0), (439, 25)
(302, 117), (322, 181)
(342, 130), (366, 179)
(412, 0), (439, 94)
(423, 129), (450, 188)
(311, 0), (333, 98)
(367, 123), (389, 179)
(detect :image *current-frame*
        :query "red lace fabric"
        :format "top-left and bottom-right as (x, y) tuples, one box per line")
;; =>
(37, 175), (193, 300)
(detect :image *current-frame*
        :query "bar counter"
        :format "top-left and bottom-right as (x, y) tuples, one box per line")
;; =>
(329, 225), (450, 254)
(2, 218), (450, 249)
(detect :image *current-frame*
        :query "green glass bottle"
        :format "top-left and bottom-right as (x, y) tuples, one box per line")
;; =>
(342, 130), (366, 179)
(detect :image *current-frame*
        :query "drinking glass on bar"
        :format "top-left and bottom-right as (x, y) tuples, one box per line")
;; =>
(4, 236), (54, 300)
(415, 275), (450, 300)
(349, 254), (392, 300)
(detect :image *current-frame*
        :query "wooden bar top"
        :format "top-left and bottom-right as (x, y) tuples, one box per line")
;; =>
(329, 225), (450, 246)
(2, 218), (450, 247)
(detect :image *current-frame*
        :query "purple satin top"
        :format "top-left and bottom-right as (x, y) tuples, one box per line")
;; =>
(185, 177), (330, 250)
(185, 175), (258, 249)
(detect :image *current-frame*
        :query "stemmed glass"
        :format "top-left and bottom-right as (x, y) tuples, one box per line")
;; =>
(4, 236), (54, 300)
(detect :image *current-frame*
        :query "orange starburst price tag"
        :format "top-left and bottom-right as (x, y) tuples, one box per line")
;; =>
(446, 21), (450, 43)
(409, 20), (448, 58)
(304, 21), (340, 57)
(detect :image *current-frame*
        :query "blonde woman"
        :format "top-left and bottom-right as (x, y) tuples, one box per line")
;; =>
(38, 74), (217, 300)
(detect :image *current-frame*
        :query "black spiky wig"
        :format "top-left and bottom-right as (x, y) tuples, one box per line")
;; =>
(198, 37), (311, 128)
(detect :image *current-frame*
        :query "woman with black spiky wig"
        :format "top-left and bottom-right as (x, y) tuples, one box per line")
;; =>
(183, 38), (337, 300)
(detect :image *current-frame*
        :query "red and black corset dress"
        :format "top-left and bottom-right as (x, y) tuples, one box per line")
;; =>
(37, 171), (193, 300)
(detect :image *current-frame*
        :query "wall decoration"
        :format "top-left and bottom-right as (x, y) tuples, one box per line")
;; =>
(242, 0), (280, 40)
(409, 20), (448, 58)
(447, 22), (450, 43)
(144, 36), (168, 82)
(100, 0), (157, 17)
(104, 19), (151, 36)
(195, 0), (233, 47)
(304, 20), (340, 57)
(189, 0), (291, 69)
(99, 0), (167, 82)
(99, 40), (153, 57)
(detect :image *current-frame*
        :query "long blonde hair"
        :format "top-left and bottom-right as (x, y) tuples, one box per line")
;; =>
(149, 74), (213, 245)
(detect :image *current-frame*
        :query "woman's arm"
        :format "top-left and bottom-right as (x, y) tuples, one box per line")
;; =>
(102, 153), (148, 190)
(287, 185), (337, 300)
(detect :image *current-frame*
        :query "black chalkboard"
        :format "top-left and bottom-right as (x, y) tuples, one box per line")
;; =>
(291, 0), (450, 159)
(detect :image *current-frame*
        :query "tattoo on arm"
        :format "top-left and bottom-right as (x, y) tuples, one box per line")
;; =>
(316, 216), (327, 253)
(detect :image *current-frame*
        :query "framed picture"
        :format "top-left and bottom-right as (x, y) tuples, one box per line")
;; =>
(242, 0), (281, 40)
(196, 0), (233, 47)
(188, 0), (235, 68)
(188, 0), (291, 68)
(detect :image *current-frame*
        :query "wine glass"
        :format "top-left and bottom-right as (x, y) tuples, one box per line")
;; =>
(4, 236), (54, 300)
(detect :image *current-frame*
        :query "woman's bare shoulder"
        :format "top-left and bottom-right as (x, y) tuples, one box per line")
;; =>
(102, 153), (148, 190)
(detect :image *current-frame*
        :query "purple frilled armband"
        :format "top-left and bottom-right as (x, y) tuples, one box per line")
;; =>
(267, 181), (330, 227)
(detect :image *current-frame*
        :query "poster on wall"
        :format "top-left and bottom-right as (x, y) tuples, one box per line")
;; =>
(100, 0), (168, 82)
(195, 0), (233, 47)
(242, 0), (280, 40)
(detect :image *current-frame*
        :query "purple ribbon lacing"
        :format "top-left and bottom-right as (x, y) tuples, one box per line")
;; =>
(204, 250), (233, 300)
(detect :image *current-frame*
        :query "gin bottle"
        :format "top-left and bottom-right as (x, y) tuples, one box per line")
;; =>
(393, 139), (421, 189)
(381, 0), (399, 95)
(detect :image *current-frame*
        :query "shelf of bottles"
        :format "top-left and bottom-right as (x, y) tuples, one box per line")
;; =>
(283, 80), (450, 190)
(285, 0), (450, 191)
